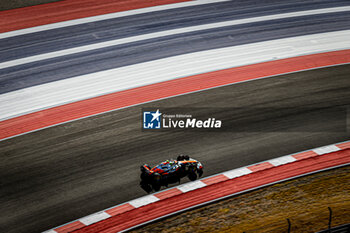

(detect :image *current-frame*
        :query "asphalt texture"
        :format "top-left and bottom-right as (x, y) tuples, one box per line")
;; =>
(0, 64), (349, 233)
(1, 0), (350, 93)
(0, 0), (60, 11)
(2, 1), (349, 58)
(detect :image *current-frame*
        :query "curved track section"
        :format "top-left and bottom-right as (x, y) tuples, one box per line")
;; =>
(0, 49), (349, 141)
(1, 4), (350, 94)
(0, 0), (196, 33)
(63, 144), (350, 233)
(2, 6), (350, 68)
(0, 1), (349, 233)
(1, 64), (349, 233)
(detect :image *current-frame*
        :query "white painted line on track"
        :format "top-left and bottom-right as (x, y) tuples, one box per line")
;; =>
(1, 6), (350, 70)
(178, 180), (206, 192)
(43, 140), (350, 233)
(313, 145), (340, 155)
(223, 167), (252, 179)
(42, 230), (57, 233)
(79, 212), (111, 225)
(1, 30), (349, 121)
(129, 195), (159, 208)
(0, 0), (230, 39)
(268, 155), (297, 166)
(119, 163), (350, 233)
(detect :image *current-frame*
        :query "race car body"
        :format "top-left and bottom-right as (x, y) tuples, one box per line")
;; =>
(140, 155), (203, 193)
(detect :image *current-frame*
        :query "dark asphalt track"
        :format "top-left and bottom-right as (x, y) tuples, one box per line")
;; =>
(0, 65), (349, 233)
(1, 0), (350, 93)
(1, 0), (348, 58)
(0, 0), (60, 11)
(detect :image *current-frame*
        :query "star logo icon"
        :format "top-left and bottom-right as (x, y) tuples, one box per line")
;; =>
(150, 109), (162, 122)
(143, 109), (162, 129)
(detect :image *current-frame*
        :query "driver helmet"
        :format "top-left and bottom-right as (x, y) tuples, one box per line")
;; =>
(177, 154), (185, 161)
(168, 159), (176, 165)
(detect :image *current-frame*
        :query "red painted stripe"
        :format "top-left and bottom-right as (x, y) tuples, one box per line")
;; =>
(1, 50), (350, 141)
(336, 141), (350, 150)
(154, 188), (183, 200)
(201, 174), (229, 185)
(55, 220), (85, 233)
(0, 0), (190, 33)
(105, 203), (135, 217)
(293, 151), (318, 160)
(247, 162), (274, 172)
(71, 149), (350, 233)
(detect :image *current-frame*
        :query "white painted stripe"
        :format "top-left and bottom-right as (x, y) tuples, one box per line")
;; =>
(79, 211), (111, 225)
(313, 145), (340, 155)
(118, 163), (350, 233)
(129, 195), (159, 208)
(42, 140), (350, 233)
(1, 30), (349, 121)
(42, 230), (57, 233)
(177, 180), (206, 192)
(223, 167), (252, 179)
(268, 155), (297, 166)
(0, 0), (230, 39)
(2, 6), (350, 70)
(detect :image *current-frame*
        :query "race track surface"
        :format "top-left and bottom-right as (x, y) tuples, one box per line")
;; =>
(0, 0), (60, 11)
(1, 0), (350, 93)
(0, 65), (349, 233)
(1, 1), (350, 232)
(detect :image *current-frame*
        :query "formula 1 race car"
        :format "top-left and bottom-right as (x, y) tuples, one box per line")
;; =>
(140, 155), (203, 193)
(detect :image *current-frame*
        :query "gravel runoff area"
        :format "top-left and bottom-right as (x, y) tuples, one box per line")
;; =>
(0, 0), (61, 11)
(131, 166), (350, 233)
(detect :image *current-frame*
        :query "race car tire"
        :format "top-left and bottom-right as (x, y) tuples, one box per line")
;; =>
(140, 172), (148, 181)
(152, 183), (161, 191)
(140, 180), (152, 193)
(188, 172), (197, 181)
(152, 173), (162, 191)
(198, 169), (203, 177)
